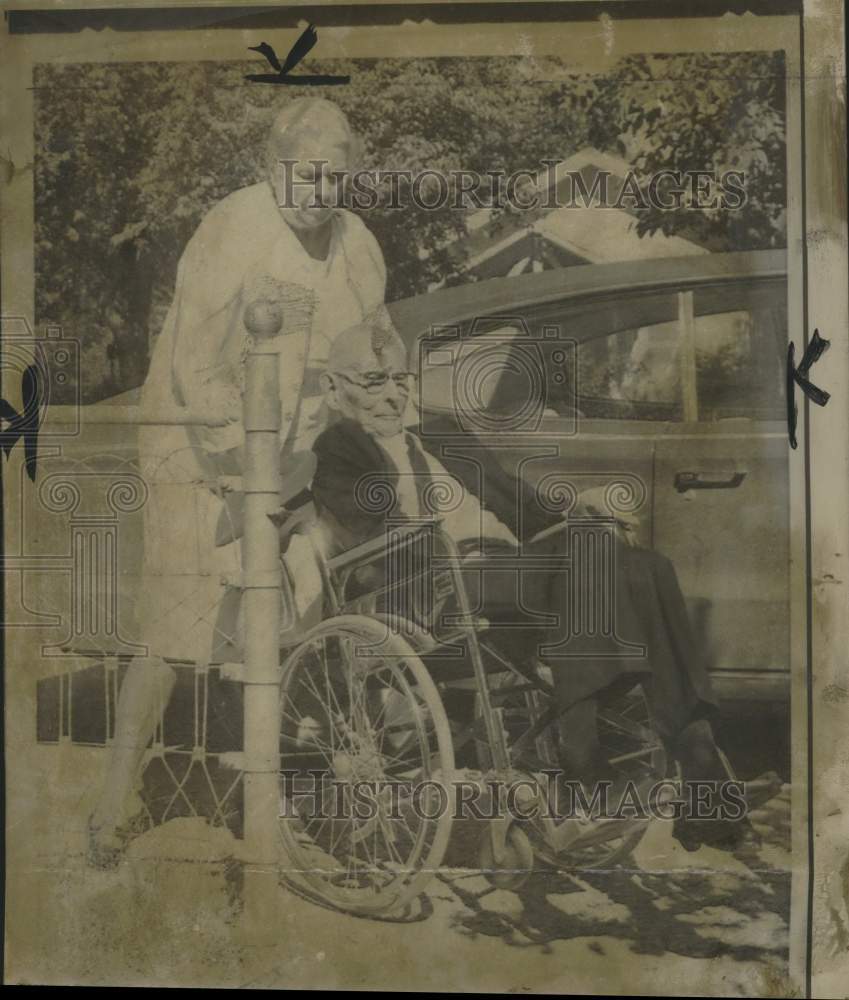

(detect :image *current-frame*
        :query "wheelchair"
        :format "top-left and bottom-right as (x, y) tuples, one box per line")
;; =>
(276, 514), (668, 917)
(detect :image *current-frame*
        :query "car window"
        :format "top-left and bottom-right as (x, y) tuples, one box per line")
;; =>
(577, 320), (683, 420)
(574, 288), (786, 422)
(694, 306), (785, 420)
(414, 278), (787, 425)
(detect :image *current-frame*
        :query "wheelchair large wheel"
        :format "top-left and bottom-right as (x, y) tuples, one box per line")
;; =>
(278, 615), (455, 915)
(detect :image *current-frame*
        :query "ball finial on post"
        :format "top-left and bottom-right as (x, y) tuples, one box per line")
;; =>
(243, 298), (284, 340)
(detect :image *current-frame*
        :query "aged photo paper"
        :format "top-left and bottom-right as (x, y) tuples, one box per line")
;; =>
(1, 0), (847, 994)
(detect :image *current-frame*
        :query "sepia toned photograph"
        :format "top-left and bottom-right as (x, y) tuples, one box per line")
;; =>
(1, 2), (846, 994)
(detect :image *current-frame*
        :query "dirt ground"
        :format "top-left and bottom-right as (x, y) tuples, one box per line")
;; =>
(5, 743), (793, 994)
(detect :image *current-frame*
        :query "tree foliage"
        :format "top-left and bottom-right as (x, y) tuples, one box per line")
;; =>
(33, 52), (786, 402)
(583, 52), (787, 249)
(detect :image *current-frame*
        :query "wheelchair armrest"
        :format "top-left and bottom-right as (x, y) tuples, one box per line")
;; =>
(457, 536), (519, 560)
(326, 521), (442, 574)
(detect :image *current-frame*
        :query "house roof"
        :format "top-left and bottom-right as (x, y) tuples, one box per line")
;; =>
(533, 203), (707, 265)
(443, 147), (706, 273)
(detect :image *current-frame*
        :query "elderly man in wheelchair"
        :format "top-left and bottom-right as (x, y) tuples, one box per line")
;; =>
(273, 313), (752, 914)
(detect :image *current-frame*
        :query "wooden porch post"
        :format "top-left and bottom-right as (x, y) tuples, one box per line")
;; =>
(240, 299), (284, 944)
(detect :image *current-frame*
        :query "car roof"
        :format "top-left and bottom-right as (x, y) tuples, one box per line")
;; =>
(387, 248), (787, 347)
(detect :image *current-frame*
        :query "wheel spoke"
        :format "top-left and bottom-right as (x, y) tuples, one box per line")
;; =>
(278, 621), (452, 912)
(598, 709), (654, 743)
(605, 744), (662, 766)
(278, 708), (336, 760)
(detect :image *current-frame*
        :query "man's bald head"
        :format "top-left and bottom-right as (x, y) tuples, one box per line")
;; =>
(328, 316), (408, 374)
(323, 316), (413, 438)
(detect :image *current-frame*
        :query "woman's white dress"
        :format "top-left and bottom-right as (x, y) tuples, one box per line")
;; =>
(136, 181), (386, 663)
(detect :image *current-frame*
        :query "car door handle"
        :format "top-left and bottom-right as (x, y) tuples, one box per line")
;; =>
(674, 471), (747, 493)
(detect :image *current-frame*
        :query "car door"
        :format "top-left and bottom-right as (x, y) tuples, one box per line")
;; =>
(529, 275), (789, 700)
(650, 280), (789, 701)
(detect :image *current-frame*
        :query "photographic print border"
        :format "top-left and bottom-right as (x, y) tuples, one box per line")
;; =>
(1, 2), (846, 995)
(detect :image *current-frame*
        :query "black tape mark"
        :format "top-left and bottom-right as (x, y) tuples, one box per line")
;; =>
(245, 24), (350, 86)
(0, 364), (43, 482)
(787, 329), (831, 450)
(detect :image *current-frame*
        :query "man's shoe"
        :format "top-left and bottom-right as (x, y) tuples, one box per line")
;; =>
(86, 796), (151, 870)
(86, 820), (126, 870)
(672, 815), (759, 853)
(674, 718), (731, 781)
(669, 718), (761, 853)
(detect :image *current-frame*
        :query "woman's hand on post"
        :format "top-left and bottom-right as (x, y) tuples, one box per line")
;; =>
(179, 383), (245, 459)
(216, 384), (242, 425)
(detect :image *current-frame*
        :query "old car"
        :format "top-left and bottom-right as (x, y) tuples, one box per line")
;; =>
(388, 249), (789, 704)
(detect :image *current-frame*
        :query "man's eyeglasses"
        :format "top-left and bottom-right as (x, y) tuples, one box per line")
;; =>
(332, 370), (416, 395)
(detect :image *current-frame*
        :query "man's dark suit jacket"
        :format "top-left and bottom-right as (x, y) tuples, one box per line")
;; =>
(311, 417), (560, 551)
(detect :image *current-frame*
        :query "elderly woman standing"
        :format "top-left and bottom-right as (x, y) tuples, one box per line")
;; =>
(88, 98), (386, 863)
